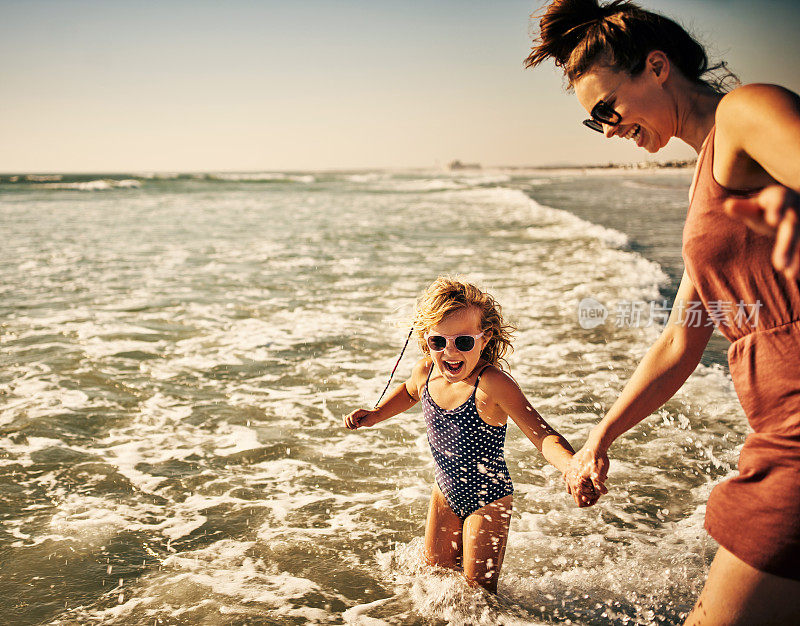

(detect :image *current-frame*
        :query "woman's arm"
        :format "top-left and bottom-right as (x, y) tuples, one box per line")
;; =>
(717, 84), (800, 278)
(343, 359), (427, 429)
(488, 368), (575, 475)
(566, 270), (715, 504)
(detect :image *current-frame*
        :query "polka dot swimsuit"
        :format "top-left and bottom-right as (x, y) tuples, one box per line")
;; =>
(422, 364), (514, 520)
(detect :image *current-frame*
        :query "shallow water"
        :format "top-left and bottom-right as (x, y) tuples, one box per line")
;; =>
(0, 169), (746, 624)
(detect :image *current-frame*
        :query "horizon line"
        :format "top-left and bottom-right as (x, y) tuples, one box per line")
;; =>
(0, 159), (697, 176)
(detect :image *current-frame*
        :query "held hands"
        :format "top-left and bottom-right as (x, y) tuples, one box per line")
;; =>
(343, 408), (376, 430)
(563, 445), (610, 507)
(724, 185), (800, 280)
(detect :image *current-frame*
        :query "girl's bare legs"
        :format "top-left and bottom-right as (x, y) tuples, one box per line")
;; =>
(424, 484), (464, 571)
(685, 545), (800, 625)
(462, 494), (513, 593)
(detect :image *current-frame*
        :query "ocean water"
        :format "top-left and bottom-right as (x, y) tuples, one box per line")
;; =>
(0, 169), (747, 625)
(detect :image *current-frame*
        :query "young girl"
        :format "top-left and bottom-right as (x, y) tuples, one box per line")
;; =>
(344, 276), (580, 593)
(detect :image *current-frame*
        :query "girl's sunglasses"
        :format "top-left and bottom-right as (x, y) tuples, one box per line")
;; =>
(425, 332), (485, 353)
(583, 100), (622, 133)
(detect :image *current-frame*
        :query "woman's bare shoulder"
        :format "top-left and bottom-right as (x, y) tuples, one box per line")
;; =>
(715, 83), (800, 186)
(716, 84), (800, 134)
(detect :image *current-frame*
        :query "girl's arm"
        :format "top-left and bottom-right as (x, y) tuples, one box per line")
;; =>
(487, 368), (575, 475)
(343, 359), (427, 429)
(567, 271), (715, 505)
(717, 84), (800, 278)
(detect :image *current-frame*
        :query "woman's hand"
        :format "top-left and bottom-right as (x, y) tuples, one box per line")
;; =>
(724, 185), (800, 279)
(563, 445), (610, 507)
(343, 408), (376, 430)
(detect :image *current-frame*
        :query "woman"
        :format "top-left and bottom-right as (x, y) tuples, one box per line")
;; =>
(525, 0), (800, 623)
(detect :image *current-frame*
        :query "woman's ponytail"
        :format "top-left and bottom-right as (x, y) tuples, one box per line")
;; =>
(525, 0), (738, 92)
(525, 0), (607, 70)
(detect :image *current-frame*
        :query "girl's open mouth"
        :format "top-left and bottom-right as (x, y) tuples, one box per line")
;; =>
(443, 360), (464, 375)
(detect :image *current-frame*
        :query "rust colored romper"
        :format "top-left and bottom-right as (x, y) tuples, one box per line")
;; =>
(682, 126), (800, 580)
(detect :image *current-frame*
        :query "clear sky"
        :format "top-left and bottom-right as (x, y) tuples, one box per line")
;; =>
(2, 0), (799, 172)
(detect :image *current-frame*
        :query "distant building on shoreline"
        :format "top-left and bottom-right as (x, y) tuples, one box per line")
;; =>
(448, 160), (481, 170)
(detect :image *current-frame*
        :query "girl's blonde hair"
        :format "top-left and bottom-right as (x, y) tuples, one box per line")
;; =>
(413, 276), (515, 369)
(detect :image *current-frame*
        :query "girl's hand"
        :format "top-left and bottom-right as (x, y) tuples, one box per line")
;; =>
(563, 472), (601, 507)
(564, 445), (609, 507)
(724, 185), (800, 279)
(343, 408), (375, 430)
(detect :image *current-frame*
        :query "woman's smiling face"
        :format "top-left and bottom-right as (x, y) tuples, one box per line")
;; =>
(427, 306), (490, 383)
(574, 55), (674, 154)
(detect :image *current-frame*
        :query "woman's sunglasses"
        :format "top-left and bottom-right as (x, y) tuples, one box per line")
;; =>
(583, 99), (622, 133)
(425, 332), (485, 353)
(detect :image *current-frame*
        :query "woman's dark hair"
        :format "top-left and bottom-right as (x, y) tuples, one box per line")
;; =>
(525, 0), (736, 91)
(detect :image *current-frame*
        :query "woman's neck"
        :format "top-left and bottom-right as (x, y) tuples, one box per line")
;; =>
(672, 77), (724, 152)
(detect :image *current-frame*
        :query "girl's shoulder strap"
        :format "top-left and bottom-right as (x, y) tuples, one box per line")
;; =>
(472, 364), (493, 392)
(424, 361), (435, 386)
